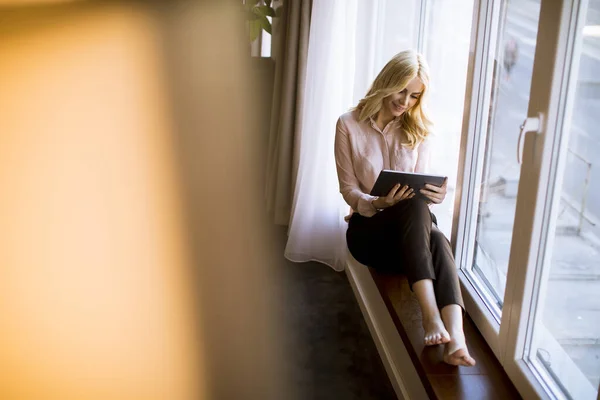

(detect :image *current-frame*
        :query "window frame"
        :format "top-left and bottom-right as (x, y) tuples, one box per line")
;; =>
(451, 0), (598, 398)
(451, 0), (504, 360)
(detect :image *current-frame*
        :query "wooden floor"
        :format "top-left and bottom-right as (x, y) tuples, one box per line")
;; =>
(371, 271), (522, 400)
(275, 228), (397, 400)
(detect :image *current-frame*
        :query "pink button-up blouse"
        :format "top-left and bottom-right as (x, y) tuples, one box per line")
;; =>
(334, 109), (431, 218)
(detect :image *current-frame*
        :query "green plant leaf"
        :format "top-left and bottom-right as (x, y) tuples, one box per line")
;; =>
(249, 19), (262, 42)
(260, 16), (272, 34)
(251, 6), (263, 17)
(243, 0), (260, 13)
(245, 9), (260, 20)
(265, 0), (272, 7)
(255, 5), (276, 17)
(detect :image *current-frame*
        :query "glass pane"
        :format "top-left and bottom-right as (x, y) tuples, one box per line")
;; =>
(526, 2), (600, 398)
(469, 0), (541, 314)
(423, 0), (475, 236)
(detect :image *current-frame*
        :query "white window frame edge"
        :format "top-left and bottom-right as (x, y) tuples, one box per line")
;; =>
(531, 324), (597, 399)
(453, 0), (597, 398)
(451, 0), (503, 360)
(498, 0), (596, 398)
(525, 1), (595, 396)
(416, 0), (429, 55)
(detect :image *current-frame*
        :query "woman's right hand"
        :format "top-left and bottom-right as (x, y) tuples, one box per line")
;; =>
(372, 183), (415, 210)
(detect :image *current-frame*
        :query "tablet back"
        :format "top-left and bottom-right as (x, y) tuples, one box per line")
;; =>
(370, 170), (446, 200)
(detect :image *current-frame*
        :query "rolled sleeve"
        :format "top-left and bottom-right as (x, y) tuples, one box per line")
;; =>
(355, 193), (378, 217)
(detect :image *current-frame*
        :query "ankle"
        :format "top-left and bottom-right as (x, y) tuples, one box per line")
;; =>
(422, 315), (443, 326)
(449, 330), (465, 342)
(421, 308), (441, 321)
(444, 323), (465, 337)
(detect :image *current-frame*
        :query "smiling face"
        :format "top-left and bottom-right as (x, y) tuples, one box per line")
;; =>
(382, 77), (424, 118)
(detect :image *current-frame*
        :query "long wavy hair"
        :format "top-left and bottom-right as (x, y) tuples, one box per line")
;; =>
(354, 50), (433, 149)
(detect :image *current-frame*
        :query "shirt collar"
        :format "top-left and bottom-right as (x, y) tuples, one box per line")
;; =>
(369, 115), (401, 133)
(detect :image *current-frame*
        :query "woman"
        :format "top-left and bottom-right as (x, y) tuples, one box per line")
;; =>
(334, 50), (475, 367)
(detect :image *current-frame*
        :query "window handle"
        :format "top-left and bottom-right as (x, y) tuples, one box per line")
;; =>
(517, 113), (544, 164)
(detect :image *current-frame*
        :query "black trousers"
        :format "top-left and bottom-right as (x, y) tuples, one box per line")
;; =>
(346, 198), (464, 310)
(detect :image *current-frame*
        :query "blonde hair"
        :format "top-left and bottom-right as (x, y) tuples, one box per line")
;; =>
(354, 50), (433, 148)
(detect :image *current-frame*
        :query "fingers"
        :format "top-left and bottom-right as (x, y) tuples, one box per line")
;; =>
(398, 188), (416, 202)
(381, 185), (415, 208)
(393, 185), (412, 200)
(387, 183), (402, 198)
(423, 183), (446, 194)
(420, 189), (444, 204)
(402, 188), (416, 200)
(422, 182), (447, 204)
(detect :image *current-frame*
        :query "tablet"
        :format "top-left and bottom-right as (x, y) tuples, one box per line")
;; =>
(370, 170), (447, 200)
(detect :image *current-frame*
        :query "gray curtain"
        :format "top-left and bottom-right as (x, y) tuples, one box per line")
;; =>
(265, 0), (312, 225)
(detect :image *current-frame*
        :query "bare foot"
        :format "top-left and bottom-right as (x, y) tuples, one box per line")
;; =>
(443, 335), (476, 366)
(422, 317), (450, 346)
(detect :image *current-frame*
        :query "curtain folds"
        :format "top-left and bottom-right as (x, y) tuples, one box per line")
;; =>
(283, 0), (359, 271)
(265, 0), (312, 226)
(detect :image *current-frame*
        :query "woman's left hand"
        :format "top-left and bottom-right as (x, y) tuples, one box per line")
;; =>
(420, 178), (448, 204)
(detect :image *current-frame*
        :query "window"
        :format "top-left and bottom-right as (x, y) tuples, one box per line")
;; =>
(522, 1), (600, 395)
(468, 0), (541, 318)
(455, 0), (600, 398)
(456, 0), (543, 334)
(422, 0), (475, 236)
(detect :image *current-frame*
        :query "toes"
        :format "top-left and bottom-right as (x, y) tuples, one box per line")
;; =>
(425, 332), (449, 346)
(463, 355), (476, 366)
(459, 357), (475, 367)
(444, 348), (477, 367)
(436, 334), (446, 345)
(456, 357), (469, 366)
(425, 335), (437, 346)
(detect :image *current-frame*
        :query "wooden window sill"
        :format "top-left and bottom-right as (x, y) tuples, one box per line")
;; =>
(369, 270), (522, 400)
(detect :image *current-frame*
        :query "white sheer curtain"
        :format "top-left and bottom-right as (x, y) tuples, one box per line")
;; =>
(284, 0), (421, 270)
(283, 0), (357, 270)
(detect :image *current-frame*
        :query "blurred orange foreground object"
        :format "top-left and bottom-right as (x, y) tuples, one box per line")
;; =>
(0, 3), (202, 399)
